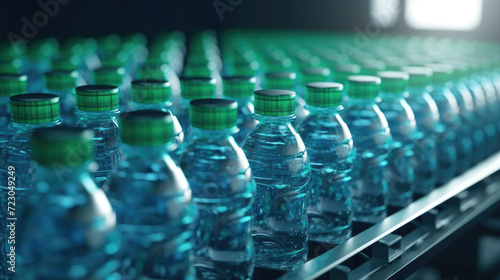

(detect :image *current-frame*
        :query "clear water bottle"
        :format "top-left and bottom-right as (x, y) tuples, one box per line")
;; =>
(426, 64), (460, 184)
(44, 70), (79, 125)
(75, 85), (121, 188)
(180, 99), (255, 279)
(18, 127), (122, 280)
(403, 67), (440, 194)
(178, 77), (216, 133)
(342, 76), (392, 223)
(0, 93), (61, 277)
(469, 61), (500, 154)
(130, 79), (184, 163)
(0, 75), (27, 153)
(462, 65), (492, 161)
(296, 82), (355, 243)
(107, 110), (195, 279)
(444, 62), (477, 171)
(377, 71), (417, 207)
(222, 76), (258, 145)
(242, 89), (311, 271)
(94, 66), (132, 112)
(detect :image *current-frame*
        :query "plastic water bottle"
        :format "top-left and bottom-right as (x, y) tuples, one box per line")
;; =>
(0, 93), (61, 277)
(130, 79), (184, 162)
(180, 99), (255, 279)
(178, 77), (217, 133)
(444, 62), (478, 171)
(377, 71), (417, 207)
(296, 82), (355, 243)
(462, 65), (492, 161)
(425, 64), (460, 184)
(75, 85), (121, 188)
(0, 75), (27, 153)
(44, 70), (79, 125)
(403, 67), (440, 194)
(17, 127), (122, 279)
(222, 76), (257, 144)
(94, 66), (132, 112)
(342, 76), (392, 223)
(242, 89), (311, 271)
(107, 110), (195, 279)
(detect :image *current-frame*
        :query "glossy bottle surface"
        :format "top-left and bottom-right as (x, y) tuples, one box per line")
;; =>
(243, 115), (311, 271)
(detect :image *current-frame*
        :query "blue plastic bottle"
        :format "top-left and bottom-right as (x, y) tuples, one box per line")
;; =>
(18, 127), (122, 280)
(0, 93), (61, 277)
(75, 85), (121, 188)
(403, 67), (440, 194)
(178, 77), (217, 134)
(222, 76), (258, 144)
(0, 75), (27, 153)
(44, 70), (79, 125)
(444, 62), (477, 172)
(426, 65), (461, 184)
(180, 99), (255, 279)
(242, 89), (311, 271)
(107, 110), (196, 279)
(377, 72), (417, 207)
(296, 82), (355, 243)
(342, 76), (392, 223)
(462, 65), (492, 161)
(130, 79), (185, 162)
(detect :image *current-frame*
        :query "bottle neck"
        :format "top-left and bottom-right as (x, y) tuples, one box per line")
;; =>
(122, 144), (171, 160)
(36, 163), (91, 189)
(346, 97), (379, 105)
(11, 120), (61, 131)
(379, 91), (405, 101)
(0, 96), (10, 121)
(190, 127), (237, 139)
(253, 113), (295, 124)
(76, 109), (120, 120)
(305, 105), (343, 115)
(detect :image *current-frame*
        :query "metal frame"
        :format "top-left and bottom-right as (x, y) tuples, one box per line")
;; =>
(278, 151), (500, 280)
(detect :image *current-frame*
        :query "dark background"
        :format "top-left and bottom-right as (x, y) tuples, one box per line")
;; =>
(1, 0), (499, 42)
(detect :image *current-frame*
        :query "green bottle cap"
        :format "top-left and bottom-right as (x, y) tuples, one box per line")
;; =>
(378, 71), (409, 93)
(75, 85), (119, 112)
(139, 63), (169, 80)
(347, 75), (381, 99)
(51, 56), (81, 71)
(131, 79), (171, 104)
(403, 66), (433, 88)
(333, 64), (361, 83)
(0, 74), (27, 97)
(94, 67), (125, 86)
(180, 77), (216, 100)
(254, 89), (296, 117)
(10, 93), (60, 124)
(44, 70), (78, 91)
(120, 110), (174, 146)
(360, 59), (386, 75)
(301, 67), (331, 84)
(305, 82), (343, 107)
(100, 51), (129, 68)
(233, 61), (260, 76)
(183, 61), (217, 78)
(189, 99), (237, 130)
(32, 127), (94, 167)
(223, 76), (256, 98)
(0, 58), (23, 74)
(426, 64), (453, 84)
(264, 71), (297, 90)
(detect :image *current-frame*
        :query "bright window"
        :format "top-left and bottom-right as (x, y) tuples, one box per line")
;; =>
(405, 0), (483, 31)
